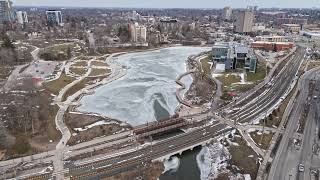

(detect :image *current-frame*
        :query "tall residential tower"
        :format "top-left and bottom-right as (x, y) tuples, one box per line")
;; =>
(235, 10), (254, 33)
(46, 10), (63, 26)
(0, 0), (14, 25)
(223, 6), (232, 21)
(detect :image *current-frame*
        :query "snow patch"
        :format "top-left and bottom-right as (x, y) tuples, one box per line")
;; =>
(73, 120), (118, 132)
(196, 143), (230, 180)
(163, 156), (180, 173)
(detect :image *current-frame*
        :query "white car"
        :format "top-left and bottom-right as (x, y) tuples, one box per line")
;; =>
(298, 164), (305, 172)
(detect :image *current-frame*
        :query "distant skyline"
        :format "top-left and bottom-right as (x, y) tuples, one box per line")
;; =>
(12, 0), (320, 9)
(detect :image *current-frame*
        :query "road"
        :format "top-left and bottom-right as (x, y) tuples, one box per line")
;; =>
(267, 67), (320, 180)
(226, 47), (305, 123)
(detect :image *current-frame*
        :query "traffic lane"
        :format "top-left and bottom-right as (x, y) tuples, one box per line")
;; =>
(70, 124), (231, 179)
(69, 121), (223, 175)
(268, 70), (312, 180)
(300, 83), (320, 180)
(229, 49), (305, 120)
(269, 68), (319, 180)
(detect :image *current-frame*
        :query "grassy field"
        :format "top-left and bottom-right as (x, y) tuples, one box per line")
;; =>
(47, 104), (61, 140)
(89, 68), (111, 76)
(45, 43), (76, 52)
(200, 55), (213, 76)
(247, 61), (267, 83)
(62, 79), (88, 102)
(91, 61), (108, 67)
(233, 84), (255, 93)
(73, 61), (88, 67)
(250, 130), (274, 150)
(217, 74), (241, 88)
(44, 72), (75, 95)
(70, 67), (87, 76)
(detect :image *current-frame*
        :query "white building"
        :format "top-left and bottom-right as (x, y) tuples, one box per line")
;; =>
(129, 23), (147, 42)
(46, 10), (63, 26)
(223, 6), (232, 21)
(16, 11), (28, 24)
(0, 0), (15, 24)
(87, 30), (95, 49)
(235, 10), (253, 33)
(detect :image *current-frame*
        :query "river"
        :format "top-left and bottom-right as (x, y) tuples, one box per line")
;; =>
(77, 46), (210, 126)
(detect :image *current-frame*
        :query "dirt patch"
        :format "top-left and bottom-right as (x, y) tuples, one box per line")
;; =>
(249, 130), (274, 150)
(185, 72), (216, 105)
(224, 131), (260, 179)
(65, 112), (132, 145)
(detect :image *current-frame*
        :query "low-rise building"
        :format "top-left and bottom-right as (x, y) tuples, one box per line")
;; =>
(212, 42), (257, 72)
(251, 41), (294, 52)
(282, 24), (301, 34)
(276, 18), (307, 26)
(255, 36), (287, 42)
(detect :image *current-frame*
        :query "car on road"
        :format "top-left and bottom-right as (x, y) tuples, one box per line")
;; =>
(298, 164), (305, 172)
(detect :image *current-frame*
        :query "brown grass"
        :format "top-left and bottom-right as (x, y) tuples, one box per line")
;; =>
(227, 131), (260, 179)
(91, 61), (108, 67)
(89, 68), (111, 76)
(70, 67), (87, 76)
(62, 79), (88, 102)
(250, 130), (274, 150)
(43, 72), (75, 95)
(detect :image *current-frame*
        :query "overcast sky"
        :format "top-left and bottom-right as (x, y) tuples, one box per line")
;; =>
(12, 0), (320, 9)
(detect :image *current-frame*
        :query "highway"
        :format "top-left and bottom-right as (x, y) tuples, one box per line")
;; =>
(226, 47), (305, 123)
(267, 68), (320, 180)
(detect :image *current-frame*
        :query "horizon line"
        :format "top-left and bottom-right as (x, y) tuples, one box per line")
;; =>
(14, 5), (320, 10)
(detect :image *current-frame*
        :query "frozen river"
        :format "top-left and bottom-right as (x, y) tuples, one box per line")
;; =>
(77, 46), (210, 126)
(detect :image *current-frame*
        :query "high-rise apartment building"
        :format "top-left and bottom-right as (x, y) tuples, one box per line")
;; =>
(0, 0), (14, 24)
(222, 6), (232, 21)
(235, 10), (254, 33)
(129, 23), (147, 43)
(46, 10), (63, 26)
(16, 11), (28, 24)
